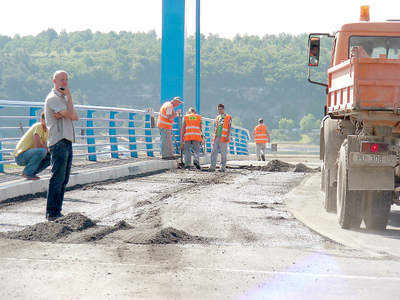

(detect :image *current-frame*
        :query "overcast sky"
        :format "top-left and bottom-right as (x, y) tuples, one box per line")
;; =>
(1, 0), (399, 38)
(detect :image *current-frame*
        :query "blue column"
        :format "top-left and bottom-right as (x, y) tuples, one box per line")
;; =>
(128, 113), (138, 158)
(145, 113), (154, 157)
(86, 110), (96, 161)
(161, 0), (185, 104)
(195, 0), (201, 114)
(109, 111), (119, 159)
(29, 107), (41, 126)
(161, 0), (185, 141)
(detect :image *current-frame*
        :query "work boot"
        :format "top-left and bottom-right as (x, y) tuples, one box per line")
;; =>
(193, 160), (201, 170)
(162, 156), (176, 160)
(261, 154), (265, 161)
(22, 172), (40, 180)
(46, 213), (64, 221)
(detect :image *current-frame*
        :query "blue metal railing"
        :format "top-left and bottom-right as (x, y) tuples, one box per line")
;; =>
(0, 100), (250, 172)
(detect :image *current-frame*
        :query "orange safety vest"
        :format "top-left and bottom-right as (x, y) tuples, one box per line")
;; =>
(214, 114), (232, 143)
(157, 101), (174, 130)
(183, 113), (202, 142)
(254, 124), (269, 144)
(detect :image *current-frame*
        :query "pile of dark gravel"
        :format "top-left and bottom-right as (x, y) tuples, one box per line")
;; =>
(126, 227), (209, 245)
(2, 213), (132, 243)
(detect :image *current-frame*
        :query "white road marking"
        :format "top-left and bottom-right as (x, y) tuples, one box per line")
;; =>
(1, 257), (400, 281)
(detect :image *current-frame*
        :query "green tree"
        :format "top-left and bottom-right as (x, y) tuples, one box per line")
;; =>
(0, 29), (331, 132)
(279, 118), (295, 130)
(300, 113), (320, 132)
(232, 116), (243, 127)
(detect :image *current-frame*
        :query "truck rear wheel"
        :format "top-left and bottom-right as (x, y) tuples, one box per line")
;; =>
(363, 191), (392, 230)
(322, 117), (343, 213)
(337, 143), (363, 229)
(324, 168), (337, 213)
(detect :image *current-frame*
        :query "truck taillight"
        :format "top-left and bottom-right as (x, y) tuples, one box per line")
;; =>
(360, 5), (370, 21)
(370, 144), (379, 153)
(361, 142), (388, 153)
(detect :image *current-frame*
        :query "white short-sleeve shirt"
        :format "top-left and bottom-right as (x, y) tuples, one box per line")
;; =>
(45, 88), (76, 146)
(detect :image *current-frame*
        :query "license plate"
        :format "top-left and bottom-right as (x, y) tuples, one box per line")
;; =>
(350, 153), (397, 167)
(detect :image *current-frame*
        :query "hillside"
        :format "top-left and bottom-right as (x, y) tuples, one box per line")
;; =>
(0, 29), (331, 130)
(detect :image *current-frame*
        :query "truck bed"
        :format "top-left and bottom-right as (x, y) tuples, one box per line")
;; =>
(327, 57), (400, 120)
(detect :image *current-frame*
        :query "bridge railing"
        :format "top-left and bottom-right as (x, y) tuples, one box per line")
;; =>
(0, 100), (250, 172)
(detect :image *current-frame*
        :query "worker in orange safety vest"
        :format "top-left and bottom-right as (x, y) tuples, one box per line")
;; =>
(157, 96), (182, 159)
(253, 118), (269, 161)
(209, 104), (232, 172)
(181, 107), (202, 169)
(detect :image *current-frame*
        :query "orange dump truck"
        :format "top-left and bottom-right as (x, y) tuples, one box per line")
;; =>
(308, 6), (400, 230)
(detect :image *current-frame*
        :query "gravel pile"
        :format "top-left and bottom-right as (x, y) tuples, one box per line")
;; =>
(3, 213), (132, 243)
(126, 227), (209, 244)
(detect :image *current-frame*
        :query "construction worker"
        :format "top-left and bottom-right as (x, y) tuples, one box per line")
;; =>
(209, 104), (232, 172)
(13, 112), (50, 180)
(182, 107), (202, 169)
(157, 96), (182, 159)
(253, 118), (269, 161)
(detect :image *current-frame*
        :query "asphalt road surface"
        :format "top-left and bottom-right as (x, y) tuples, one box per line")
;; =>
(1, 161), (400, 299)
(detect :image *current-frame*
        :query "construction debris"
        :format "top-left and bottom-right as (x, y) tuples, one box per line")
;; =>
(228, 159), (320, 173)
(2, 213), (132, 243)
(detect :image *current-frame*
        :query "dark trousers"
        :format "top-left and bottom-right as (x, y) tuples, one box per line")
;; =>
(46, 139), (72, 217)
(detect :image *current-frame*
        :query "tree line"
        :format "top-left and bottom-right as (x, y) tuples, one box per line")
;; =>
(0, 29), (332, 141)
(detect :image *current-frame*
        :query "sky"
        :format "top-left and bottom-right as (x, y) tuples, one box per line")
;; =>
(0, 0), (400, 38)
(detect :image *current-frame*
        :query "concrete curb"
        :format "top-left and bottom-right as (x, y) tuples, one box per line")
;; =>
(0, 159), (178, 203)
(0, 154), (230, 203)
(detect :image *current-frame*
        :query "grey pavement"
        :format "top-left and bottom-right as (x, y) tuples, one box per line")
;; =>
(1, 163), (400, 300)
(286, 173), (400, 258)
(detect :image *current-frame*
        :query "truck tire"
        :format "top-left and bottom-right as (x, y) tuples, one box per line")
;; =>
(322, 117), (348, 213)
(337, 143), (363, 229)
(363, 191), (392, 230)
(324, 168), (337, 213)
(321, 163), (325, 191)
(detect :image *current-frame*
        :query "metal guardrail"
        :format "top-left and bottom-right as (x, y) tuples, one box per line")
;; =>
(0, 100), (250, 172)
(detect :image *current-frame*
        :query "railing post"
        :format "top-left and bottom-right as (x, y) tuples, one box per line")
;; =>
(109, 111), (119, 159)
(29, 107), (41, 126)
(204, 120), (212, 153)
(129, 112), (138, 158)
(229, 131), (235, 155)
(0, 139), (3, 173)
(234, 128), (240, 155)
(86, 110), (96, 161)
(241, 131), (246, 155)
(145, 113), (154, 157)
(0, 105), (3, 172)
(244, 131), (250, 155)
(173, 117), (181, 154)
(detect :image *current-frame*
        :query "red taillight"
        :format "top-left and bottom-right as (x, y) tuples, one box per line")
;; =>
(360, 141), (388, 153)
(370, 143), (379, 153)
